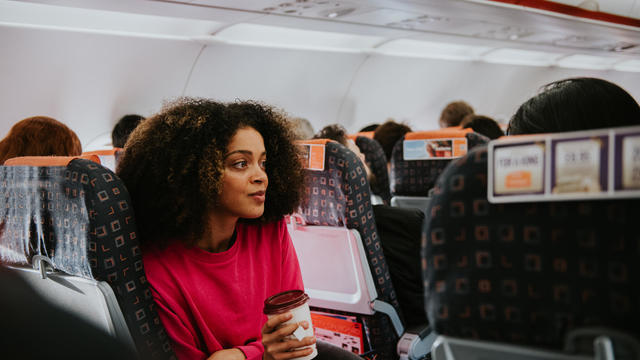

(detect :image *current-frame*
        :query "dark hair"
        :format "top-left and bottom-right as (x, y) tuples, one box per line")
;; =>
(440, 101), (474, 127)
(373, 120), (412, 161)
(0, 116), (82, 163)
(359, 124), (379, 132)
(461, 114), (504, 140)
(314, 124), (348, 146)
(112, 114), (144, 148)
(508, 77), (640, 135)
(116, 98), (305, 248)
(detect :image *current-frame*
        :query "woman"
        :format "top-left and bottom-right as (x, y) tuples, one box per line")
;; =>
(117, 99), (360, 360)
(0, 116), (82, 163)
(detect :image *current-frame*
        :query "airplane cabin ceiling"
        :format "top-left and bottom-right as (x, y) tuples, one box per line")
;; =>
(152, 0), (640, 55)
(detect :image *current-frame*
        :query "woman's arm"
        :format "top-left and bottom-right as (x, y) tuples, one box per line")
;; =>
(207, 349), (246, 360)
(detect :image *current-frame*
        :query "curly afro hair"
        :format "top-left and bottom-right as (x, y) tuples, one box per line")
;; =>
(116, 98), (305, 248)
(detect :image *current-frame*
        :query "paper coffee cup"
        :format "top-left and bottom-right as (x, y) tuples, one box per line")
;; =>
(264, 290), (317, 360)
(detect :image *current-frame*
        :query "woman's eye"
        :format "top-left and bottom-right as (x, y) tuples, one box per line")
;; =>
(260, 160), (267, 169)
(232, 160), (247, 169)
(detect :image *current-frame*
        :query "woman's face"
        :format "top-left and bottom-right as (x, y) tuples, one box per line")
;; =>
(215, 127), (268, 219)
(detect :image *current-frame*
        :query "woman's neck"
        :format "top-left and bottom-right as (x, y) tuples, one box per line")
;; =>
(198, 212), (238, 253)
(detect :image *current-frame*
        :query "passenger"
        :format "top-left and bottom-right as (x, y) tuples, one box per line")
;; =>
(0, 116), (82, 164)
(439, 100), (474, 128)
(289, 116), (315, 140)
(112, 114), (145, 148)
(508, 77), (640, 135)
(313, 124), (372, 181)
(315, 124), (428, 328)
(461, 114), (504, 140)
(373, 120), (412, 166)
(358, 123), (379, 132)
(116, 99), (360, 360)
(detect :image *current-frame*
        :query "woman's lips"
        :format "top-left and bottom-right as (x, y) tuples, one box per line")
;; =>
(250, 191), (266, 202)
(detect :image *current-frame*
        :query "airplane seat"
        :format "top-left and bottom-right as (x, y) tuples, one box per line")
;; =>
(390, 129), (488, 214)
(0, 156), (175, 360)
(83, 148), (123, 172)
(422, 126), (640, 359)
(354, 135), (391, 205)
(292, 139), (433, 359)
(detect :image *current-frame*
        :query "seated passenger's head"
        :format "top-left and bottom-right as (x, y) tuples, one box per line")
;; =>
(461, 114), (504, 140)
(314, 124), (371, 178)
(373, 120), (412, 162)
(508, 77), (640, 135)
(112, 114), (145, 148)
(0, 116), (82, 164)
(116, 98), (304, 247)
(439, 101), (474, 128)
(289, 117), (315, 140)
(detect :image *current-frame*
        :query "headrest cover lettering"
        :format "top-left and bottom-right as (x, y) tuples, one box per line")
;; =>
(488, 126), (640, 203)
(403, 138), (468, 161)
(298, 144), (325, 171)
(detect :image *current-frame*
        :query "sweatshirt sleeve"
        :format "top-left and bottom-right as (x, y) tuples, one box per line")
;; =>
(152, 289), (209, 360)
(236, 341), (264, 360)
(279, 219), (304, 291)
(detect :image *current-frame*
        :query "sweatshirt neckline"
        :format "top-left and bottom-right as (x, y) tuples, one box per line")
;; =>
(178, 226), (241, 263)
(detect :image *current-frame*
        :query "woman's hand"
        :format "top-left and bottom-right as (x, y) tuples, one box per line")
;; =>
(207, 348), (246, 360)
(261, 313), (316, 360)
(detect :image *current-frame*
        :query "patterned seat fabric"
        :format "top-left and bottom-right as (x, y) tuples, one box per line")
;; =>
(391, 132), (488, 196)
(0, 159), (175, 360)
(355, 136), (391, 204)
(422, 146), (640, 348)
(298, 141), (402, 359)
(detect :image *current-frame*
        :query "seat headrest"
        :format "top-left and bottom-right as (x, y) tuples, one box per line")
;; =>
(4, 154), (100, 166)
(404, 128), (472, 140)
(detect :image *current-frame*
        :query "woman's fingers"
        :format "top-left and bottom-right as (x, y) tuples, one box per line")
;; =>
(262, 313), (293, 334)
(264, 337), (316, 358)
(272, 347), (314, 360)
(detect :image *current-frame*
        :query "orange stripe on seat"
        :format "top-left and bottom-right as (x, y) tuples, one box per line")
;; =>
(4, 154), (101, 166)
(296, 139), (336, 145)
(405, 128), (472, 140)
(83, 148), (122, 156)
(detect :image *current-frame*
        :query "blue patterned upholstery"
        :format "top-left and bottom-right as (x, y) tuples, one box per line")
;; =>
(355, 136), (391, 204)
(0, 159), (175, 359)
(298, 141), (402, 359)
(422, 146), (640, 348)
(391, 132), (488, 196)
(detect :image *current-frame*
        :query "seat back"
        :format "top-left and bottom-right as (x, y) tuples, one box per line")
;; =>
(294, 139), (403, 359)
(354, 136), (391, 204)
(0, 157), (175, 359)
(422, 126), (640, 351)
(390, 129), (488, 213)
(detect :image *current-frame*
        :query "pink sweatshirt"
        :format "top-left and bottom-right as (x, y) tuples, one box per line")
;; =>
(143, 219), (304, 360)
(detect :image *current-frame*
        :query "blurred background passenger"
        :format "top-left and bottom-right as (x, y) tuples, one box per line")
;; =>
(112, 114), (145, 148)
(373, 120), (412, 166)
(358, 123), (379, 132)
(0, 116), (82, 164)
(508, 77), (640, 135)
(461, 114), (504, 140)
(313, 124), (372, 179)
(289, 116), (315, 140)
(439, 100), (474, 128)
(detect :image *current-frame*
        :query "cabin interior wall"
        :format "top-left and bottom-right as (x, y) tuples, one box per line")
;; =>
(0, 24), (639, 147)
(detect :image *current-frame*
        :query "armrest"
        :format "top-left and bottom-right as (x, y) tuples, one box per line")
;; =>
(397, 324), (438, 360)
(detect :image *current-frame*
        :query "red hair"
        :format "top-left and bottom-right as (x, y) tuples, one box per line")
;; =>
(0, 116), (82, 164)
